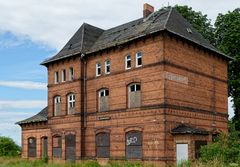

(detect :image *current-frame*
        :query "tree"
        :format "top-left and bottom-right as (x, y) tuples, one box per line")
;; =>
(215, 9), (240, 129)
(0, 136), (20, 157)
(175, 5), (215, 45)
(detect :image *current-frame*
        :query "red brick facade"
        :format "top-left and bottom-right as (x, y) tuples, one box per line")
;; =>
(18, 6), (229, 166)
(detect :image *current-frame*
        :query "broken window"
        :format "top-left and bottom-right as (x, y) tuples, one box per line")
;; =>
(69, 67), (74, 81)
(128, 83), (141, 108)
(52, 136), (62, 158)
(54, 71), (59, 84)
(195, 140), (207, 159)
(96, 63), (101, 76)
(54, 96), (61, 116)
(105, 60), (110, 74)
(61, 69), (66, 82)
(136, 52), (142, 67)
(96, 132), (110, 158)
(125, 55), (131, 69)
(126, 131), (142, 159)
(68, 94), (75, 114)
(28, 137), (36, 157)
(98, 89), (109, 112)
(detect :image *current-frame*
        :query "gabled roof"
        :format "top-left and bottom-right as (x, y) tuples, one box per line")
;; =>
(41, 7), (232, 66)
(16, 107), (48, 125)
(171, 124), (209, 135)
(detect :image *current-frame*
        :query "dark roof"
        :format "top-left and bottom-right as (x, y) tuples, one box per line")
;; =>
(16, 107), (48, 125)
(41, 7), (232, 65)
(171, 124), (209, 135)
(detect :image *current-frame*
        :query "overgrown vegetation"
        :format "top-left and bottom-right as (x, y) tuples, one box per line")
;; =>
(0, 136), (20, 157)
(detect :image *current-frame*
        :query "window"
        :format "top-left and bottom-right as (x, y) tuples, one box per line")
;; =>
(41, 137), (48, 158)
(136, 52), (142, 67)
(68, 94), (75, 114)
(105, 60), (110, 74)
(128, 83), (141, 108)
(125, 55), (131, 69)
(96, 132), (110, 158)
(65, 134), (76, 161)
(69, 67), (74, 81)
(96, 63), (101, 76)
(54, 96), (61, 116)
(54, 71), (59, 84)
(195, 140), (207, 159)
(61, 69), (66, 82)
(28, 137), (36, 157)
(98, 89), (109, 112)
(52, 136), (62, 158)
(126, 131), (142, 159)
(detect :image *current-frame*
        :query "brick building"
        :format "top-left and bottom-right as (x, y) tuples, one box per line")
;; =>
(17, 4), (232, 166)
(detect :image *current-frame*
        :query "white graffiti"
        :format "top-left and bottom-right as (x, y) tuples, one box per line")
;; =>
(127, 137), (138, 146)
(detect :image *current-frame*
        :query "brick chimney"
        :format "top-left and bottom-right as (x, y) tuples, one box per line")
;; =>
(143, 3), (154, 18)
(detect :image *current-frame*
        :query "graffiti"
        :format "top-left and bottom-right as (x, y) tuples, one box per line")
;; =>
(127, 136), (138, 145)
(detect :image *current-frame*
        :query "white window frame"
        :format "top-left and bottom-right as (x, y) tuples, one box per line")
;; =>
(96, 63), (101, 76)
(99, 89), (109, 97)
(136, 52), (142, 67)
(125, 55), (131, 70)
(61, 69), (66, 82)
(105, 60), (110, 74)
(54, 71), (59, 84)
(54, 96), (61, 116)
(129, 84), (141, 92)
(68, 94), (75, 114)
(69, 67), (74, 81)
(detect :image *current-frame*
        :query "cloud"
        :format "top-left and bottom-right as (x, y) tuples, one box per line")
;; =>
(0, 100), (47, 110)
(0, 81), (47, 90)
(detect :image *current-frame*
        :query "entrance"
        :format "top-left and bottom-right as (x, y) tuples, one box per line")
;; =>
(176, 143), (188, 164)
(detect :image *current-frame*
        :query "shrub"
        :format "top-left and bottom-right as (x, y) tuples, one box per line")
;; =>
(0, 136), (20, 157)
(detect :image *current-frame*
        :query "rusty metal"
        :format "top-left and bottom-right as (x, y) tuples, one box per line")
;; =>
(96, 133), (110, 158)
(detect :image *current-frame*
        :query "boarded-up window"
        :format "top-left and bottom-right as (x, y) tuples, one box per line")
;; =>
(128, 84), (141, 108)
(54, 96), (61, 116)
(68, 94), (75, 114)
(65, 134), (76, 161)
(99, 89), (109, 112)
(96, 132), (110, 158)
(195, 140), (207, 159)
(41, 137), (48, 158)
(126, 131), (142, 159)
(28, 137), (36, 157)
(53, 136), (62, 158)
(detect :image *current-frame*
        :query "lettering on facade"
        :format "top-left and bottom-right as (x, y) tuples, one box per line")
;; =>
(165, 72), (188, 85)
(98, 116), (111, 121)
(127, 137), (138, 146)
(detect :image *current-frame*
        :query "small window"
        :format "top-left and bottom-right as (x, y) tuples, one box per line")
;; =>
(54, 71), (59, 84)
(54, 96), (61, 116)
(105, 60), (110, 74)
(69, 67), (74, 81)
(68, 94), (75, 114)
(136, 52), (142, 67)
(98, 89), (109, 112)
(125, 55), (131, 70)
(96, 63), (101, 76)
(61, 69), (66, 82)
(128, 83), (141, 108)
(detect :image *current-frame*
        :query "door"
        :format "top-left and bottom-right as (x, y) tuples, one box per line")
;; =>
(42, 137), (48, 158)
(176, 143), (188, 165)
(65, 134), (76, 161)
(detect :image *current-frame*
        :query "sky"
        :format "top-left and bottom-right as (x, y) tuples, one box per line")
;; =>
(0, 0), (238, 146)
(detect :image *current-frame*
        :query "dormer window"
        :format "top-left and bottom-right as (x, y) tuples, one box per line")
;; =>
(136, 52), (142, 67)
(96, 63), (101, 76)
(54, 71), (59, 84)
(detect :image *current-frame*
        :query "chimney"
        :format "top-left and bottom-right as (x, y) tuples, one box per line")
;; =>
(143, 3), (154, 18)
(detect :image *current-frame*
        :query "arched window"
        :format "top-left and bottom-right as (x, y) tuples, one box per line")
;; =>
(98, 89), (109, 112)
(96, 132), (110, 158)
(126, 131), (142, 159)
(54, 96), (61, 116)
(65, 134), (76, 161)
(128, 83), (141, 108)
(68, 94), (75, 114)
(52, 135), (62, 158)
(28, 137), (36, 157)
(41, 137), (48, 158)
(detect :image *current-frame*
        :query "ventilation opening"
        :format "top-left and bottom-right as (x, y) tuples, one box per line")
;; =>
(186, 28), (192, 34)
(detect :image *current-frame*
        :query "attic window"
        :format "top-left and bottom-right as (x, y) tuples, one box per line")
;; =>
(68, 44), (72, 49)
(187, 28), (192, 34)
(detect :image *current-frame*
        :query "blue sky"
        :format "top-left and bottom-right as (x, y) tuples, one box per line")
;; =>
(0, 0), (237, 145)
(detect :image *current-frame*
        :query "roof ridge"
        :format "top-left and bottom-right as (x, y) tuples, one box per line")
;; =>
(80, 23), (86, 52)
(163, 7), (173, 30)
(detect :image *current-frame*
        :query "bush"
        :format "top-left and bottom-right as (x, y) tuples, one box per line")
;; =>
(0, 136), (20, 157)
